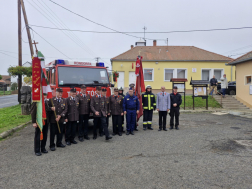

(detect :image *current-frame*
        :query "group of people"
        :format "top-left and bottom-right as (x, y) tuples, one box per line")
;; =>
(209, 74), (229, 97)
(31, 83), (182, 156)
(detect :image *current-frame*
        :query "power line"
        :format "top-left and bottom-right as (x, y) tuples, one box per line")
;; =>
(31, 28), (71, 59)
(30, 24), (252, 34)
(222, 44), (252, 54)
(0, 50), (29, 55)
(0, 52), (18, 59)
(48, 0), (163, 41)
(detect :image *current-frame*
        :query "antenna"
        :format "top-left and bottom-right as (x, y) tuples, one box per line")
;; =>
(143, 26), (147, 41)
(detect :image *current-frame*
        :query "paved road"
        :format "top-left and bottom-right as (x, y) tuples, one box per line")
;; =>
(0, 94), (19, 108)
(0, 113), (252, 189)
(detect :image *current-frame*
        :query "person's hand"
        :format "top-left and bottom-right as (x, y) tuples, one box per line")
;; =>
(106, 115), (107, 117)
(157, 108), (159, 111)
(121, 113), (123, 116)
(124, 111), (127, 115)
(108, 113), (110, 116)
(173, 103), (177, 107)
(95, 111), (99, 116)
(56, 115), (61, 122)
(167, 109), (170, 112)
(51, 107), (55, 111)
(137, 110), (139, 114)
(33, 123), (37, 128)
(65, 119), (68, 123)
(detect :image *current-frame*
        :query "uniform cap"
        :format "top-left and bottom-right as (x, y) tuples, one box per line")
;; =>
(102, 88), (107, 92)
(173, 86), (178, 89)
(129, 88), (133, 91)
(56, 88), (63, 92)
(70, 88), (76, 92)
(118, 87), (124, 91)
(96, 86), (102, 91)
(114, 87), (119, 92)
(146, 85), (152, 89)
(81, 85), (86, 89)
(129, 83), (135, 87)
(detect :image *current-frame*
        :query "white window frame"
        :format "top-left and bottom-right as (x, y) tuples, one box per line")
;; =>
(143, 68), (154, 81)
(164, 68), (188, 81)
(201, 68), (224, 81)
(245, 75), (252, 85)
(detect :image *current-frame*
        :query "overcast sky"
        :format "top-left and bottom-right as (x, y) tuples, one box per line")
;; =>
(1, 0), (252, 79)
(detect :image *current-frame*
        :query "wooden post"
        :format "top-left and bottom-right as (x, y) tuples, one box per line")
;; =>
(20, 0), (34, 57)
(193, 86), (195, 110)
(18, 0), (22, 104)
(184, 81), (186, 110)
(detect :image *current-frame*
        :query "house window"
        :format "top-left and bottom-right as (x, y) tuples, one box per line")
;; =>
(164, 69), (174, 81)
(202, 70), (210, 81)
(144, 68), (154, 81)
(214, 69), (223, 81)
(177, 69), (186, 78)
(245, 76), (251, 85)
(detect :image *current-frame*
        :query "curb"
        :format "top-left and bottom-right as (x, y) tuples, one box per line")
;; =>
(153, 109), (219, 114)
(0, 121), (32, 139)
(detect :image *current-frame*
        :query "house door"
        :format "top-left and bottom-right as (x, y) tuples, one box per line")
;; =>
(117, 72), (124, 88)
(129, 72), (136, 87)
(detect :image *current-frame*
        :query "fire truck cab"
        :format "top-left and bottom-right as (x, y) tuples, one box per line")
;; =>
(46, 59), (113, 98)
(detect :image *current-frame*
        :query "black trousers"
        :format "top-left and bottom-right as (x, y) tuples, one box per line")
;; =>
(93, 116), (109, 137)
(159, 111), (167, 130)
(143, 110), (153, 128)
(79, 114), (89, 138)
(65, 121), (77, 142)
(121, 115), (125, 130)
(50, 122), (64, 148)
(170, 108), (180, 128)
(112, 115), (122, 134)
(34, 121), (48, 153)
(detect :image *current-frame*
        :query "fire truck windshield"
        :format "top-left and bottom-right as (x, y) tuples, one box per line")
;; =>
(58, 67), (109, 87)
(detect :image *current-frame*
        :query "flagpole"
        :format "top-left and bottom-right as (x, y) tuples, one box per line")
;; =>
(50, 98), (61, 133)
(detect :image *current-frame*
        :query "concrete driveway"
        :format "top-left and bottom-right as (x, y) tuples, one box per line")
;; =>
(0, 113), (252, 189)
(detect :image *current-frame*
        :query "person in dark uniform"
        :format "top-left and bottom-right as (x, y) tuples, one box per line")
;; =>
(31, 94), (50, 156)
(77, 85), (91, 141)
(123, 88), (139, 135)
(170, 86), (182, 130)
(65, 88), (79, 145)
(126, 83), (138, 131)
(142, 85), (156, 130)
(118, 87), (125, 132)
(48, 88), (67, 151)
(90, 86), (112, 140)
(109, 87), (124, 136)
(102, 88), (110, 135)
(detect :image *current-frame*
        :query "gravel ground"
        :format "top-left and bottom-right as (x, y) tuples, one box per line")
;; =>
(0, 113), (252, 189)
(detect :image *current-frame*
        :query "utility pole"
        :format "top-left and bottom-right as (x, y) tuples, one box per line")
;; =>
(95, 57), (100, 63)
(18, 0), (22, 104)
(143, 26), (147, 41)
(20, 0), (34, 57)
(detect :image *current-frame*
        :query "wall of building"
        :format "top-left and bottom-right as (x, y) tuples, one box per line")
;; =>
(235, 60), (252, 108)
(112, 61), (235, 91)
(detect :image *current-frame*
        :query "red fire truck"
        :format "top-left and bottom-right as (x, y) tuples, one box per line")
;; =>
(45, 59), (113, 98)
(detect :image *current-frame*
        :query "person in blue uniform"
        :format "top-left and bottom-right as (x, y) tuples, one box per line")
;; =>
(123, 88), (139, 135)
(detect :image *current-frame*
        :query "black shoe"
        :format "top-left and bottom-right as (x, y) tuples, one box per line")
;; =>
(112, 133), (116, 136)
(131, 131), (134, 135)
(84, 136), (90, 140)
(66, 141), (71, 146)
(148, 127), (153, 130)
(35, 152), (42, 156)
(158, 129), (162, 131)
(126, 131), (130, 135)
(41, 149), (48, 153)
(79, 137), (84, 142)
(169, 127), (173, 130)
(106, 136), (112, 140)
(135, 128), (138, 131)
(175, 127), (179, 130)
(57, 143), (66, 148)
(118, 133), (122, 136)
(71, 140), (78, 144)
(50, 147), (56, 151)
(163, 129), (168, 131)
(93, 136), (97, 140)
(143, 128), (146, 131)
(122, 130), (125, 133)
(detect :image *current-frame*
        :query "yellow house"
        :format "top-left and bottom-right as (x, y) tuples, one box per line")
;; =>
(111, 40), (235, 94)
(229, 51), (252, 108)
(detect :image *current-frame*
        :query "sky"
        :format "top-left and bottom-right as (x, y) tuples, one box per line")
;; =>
(0, 0), (252, 81)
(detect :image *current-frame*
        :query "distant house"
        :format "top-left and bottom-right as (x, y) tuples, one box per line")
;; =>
(22, 61), (32, 67)
(229, 51), (252, 108)
(0, 75), (11, 91)
(111, 40), (234, 93)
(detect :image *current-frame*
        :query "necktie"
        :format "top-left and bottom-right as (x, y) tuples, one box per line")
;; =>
(115, 96), (117, 100)
(58, 99), (60, 103)
(163, 92), (164, 96)
(73, 98), (75, 103)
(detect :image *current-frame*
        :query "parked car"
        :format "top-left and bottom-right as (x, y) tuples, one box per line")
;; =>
(217, 81), (236, 95)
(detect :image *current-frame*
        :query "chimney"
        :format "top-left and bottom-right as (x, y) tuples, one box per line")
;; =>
(131, 45), (134, 49)
(153, 40), (157, 46)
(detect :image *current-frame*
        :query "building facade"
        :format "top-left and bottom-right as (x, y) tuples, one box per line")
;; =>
(111, 40), (235, 94)
(229, 51), (252, 108)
